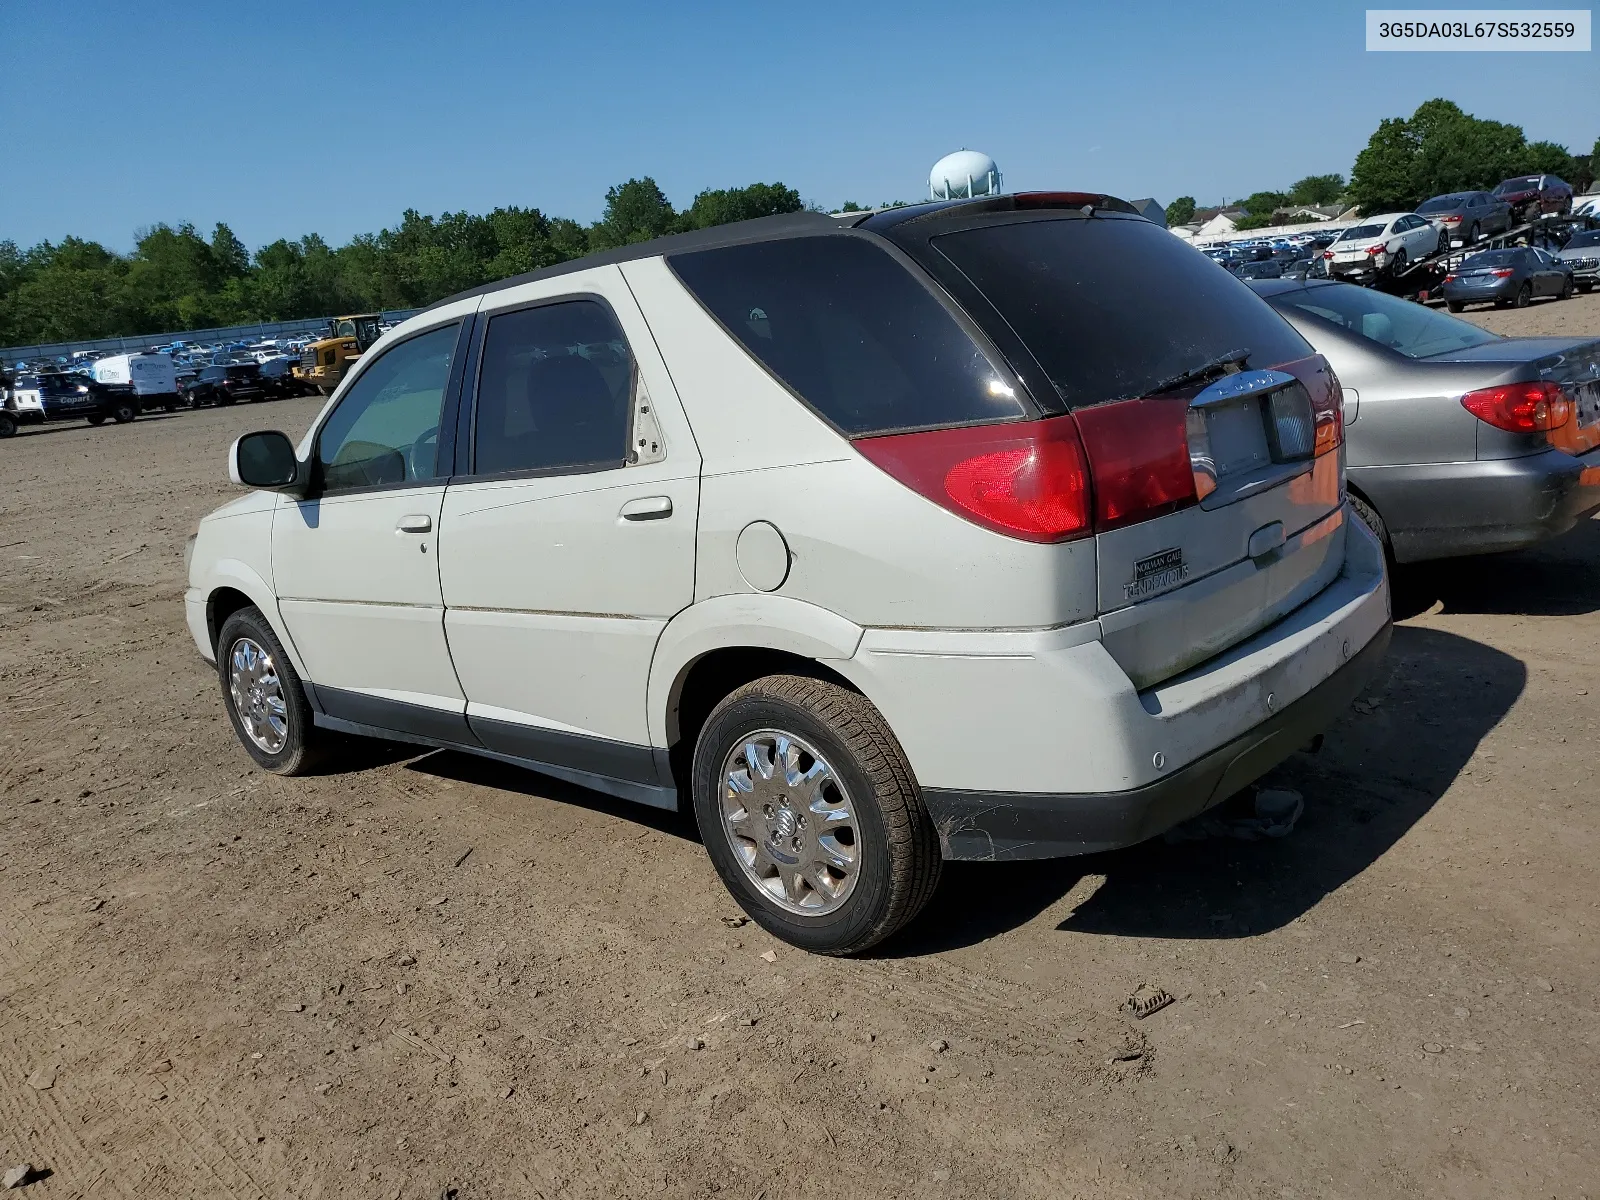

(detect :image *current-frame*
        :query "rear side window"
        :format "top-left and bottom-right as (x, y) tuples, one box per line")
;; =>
(669, 236), (1023, 435)
(472, 299), (632, 476)
(930, 216), (1312, 409)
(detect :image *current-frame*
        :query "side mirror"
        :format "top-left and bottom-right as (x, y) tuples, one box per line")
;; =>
(229, 430), (302, 491)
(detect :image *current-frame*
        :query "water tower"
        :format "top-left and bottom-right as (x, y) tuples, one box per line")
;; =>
(929, 150), (1002, 200)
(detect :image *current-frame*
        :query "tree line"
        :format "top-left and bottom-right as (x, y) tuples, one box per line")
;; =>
(1165, 99), (1595, 229)
(0, 179), (802, 346)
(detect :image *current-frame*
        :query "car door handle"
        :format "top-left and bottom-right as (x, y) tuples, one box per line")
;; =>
(396, 514), (432, 533)
(619, 496), (673, 521)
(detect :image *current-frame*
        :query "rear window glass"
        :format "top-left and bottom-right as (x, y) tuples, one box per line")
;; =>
(1463, 250), (1518, 267)
(1416, 196), (1464, 213)
(1272, 284), (1498, 359)
(929, 217), (1311, 409)
(668, 236), (1023, 435)
(1336, 224), (1385, 240)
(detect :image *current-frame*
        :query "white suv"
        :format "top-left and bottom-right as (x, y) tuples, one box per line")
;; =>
(186, 194), (1391, 954)
(1324, 212), (1448, 280)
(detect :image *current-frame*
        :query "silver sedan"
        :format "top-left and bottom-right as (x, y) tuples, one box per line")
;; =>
(1249, 279), (1600, 563)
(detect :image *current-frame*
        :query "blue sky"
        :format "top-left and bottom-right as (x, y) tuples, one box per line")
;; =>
(4, 0), (1595, 252)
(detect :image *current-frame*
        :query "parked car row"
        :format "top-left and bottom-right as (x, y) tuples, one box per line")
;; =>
(1, 355), (311, 439)
(0, 370), (140, 438)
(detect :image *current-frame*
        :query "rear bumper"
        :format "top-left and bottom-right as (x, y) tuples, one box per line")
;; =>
(1442, 280), (1516, 305)
(1352, 446), (1600, 562)
(923, 623), (1390, 860)
(838, 508), (1391, 860)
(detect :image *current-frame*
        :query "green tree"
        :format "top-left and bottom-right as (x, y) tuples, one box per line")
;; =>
(589, 177), (676, 250)
(1349, 116), (1418, 212)
(1522, 140), (1576, 178)
(210, 222), (250, 279)
(1164, 196), (1196, 225)
(1232, 213), (1278, 231)
(1350, 98), (1546, 213)
(1241, 190), (1289, 216)
(1288, 174), (1345, 205)
(677, 182), (802, 231)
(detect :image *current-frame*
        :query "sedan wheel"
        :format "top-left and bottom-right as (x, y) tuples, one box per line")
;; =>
(1560, 276), (1574, 300)
(1447, 300), (1465, 313)
(1515, 283), (1532, 309)
(1467, 222), (1479, 243)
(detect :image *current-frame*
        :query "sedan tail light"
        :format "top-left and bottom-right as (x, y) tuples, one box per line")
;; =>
(1460, 382), (1571, 433)
(1322, 250), (1334, 259)
(1489, 268), (1514, 278)
(1365, 245), (1384, 256)
(1441, 215), (1463, 223)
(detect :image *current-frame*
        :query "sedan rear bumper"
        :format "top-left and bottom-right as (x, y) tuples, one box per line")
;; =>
(1441, 278), (1518, 305)
(1352, 445), (1600, 562)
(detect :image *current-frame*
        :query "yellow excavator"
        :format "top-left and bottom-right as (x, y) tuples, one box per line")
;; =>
(292, 314), (383, 395)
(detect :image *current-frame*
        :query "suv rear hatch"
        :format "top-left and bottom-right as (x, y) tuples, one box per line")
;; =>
(884, 202), (1348, 688)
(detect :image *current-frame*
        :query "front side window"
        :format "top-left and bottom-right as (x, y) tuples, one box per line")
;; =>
(316, 322), (459, 493)
(472, 299), (632, 476)
(1276, 284), (1498, 360)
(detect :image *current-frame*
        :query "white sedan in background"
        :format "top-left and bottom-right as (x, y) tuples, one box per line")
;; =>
(1324, 213), (1448, 280)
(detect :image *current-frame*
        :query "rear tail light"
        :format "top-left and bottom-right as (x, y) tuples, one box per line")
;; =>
(854, 416), (1093, 542)
(1313, 376), (1344, 456)
(1322, 250), (1334, 259)
(1366, 245), (1384, 256)
(1490, 268), (1514, 278)
(1443, 274), (1457, 283)
(1074, 397), (1197, 531)
(1460, 382), (1571, 433)
(1442, 215), (1462, 224)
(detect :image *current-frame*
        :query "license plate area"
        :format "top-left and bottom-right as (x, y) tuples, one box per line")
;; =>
(1188, 369), (1315, 509)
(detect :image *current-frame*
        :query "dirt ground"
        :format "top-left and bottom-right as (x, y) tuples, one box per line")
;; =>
(3, 291), (1598, 1199)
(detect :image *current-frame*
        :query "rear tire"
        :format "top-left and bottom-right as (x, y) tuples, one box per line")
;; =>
(1392, 248), (1408, 274)
(110, 399), (137, 423)
(1447, 301), (1464, 313)
(0, 412), (17, 438)
(1515, 283), (1532, 308)
(216, 606), (334, 776)
(691, 674), (942, 956)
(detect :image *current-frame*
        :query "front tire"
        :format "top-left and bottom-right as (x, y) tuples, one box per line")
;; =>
(86, 413), (107, 426)
(1560, 276), (1574, 300)
(691, 674), (941, 956)
(0, 412), (17, 438)
(216, 606), (332, 775)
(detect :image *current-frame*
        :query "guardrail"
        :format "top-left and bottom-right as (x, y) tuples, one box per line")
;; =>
(2, 310), (423, 363)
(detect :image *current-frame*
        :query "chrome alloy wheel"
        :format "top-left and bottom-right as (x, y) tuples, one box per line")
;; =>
(228, 637), (288, 754)
(719, 730), (862, 916)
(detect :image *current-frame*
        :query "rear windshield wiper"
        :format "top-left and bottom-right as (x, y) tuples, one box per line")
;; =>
(1143, 348), (1252, 398)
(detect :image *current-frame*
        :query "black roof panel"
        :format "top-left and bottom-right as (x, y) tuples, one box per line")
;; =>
(427, 211), (864, 311)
